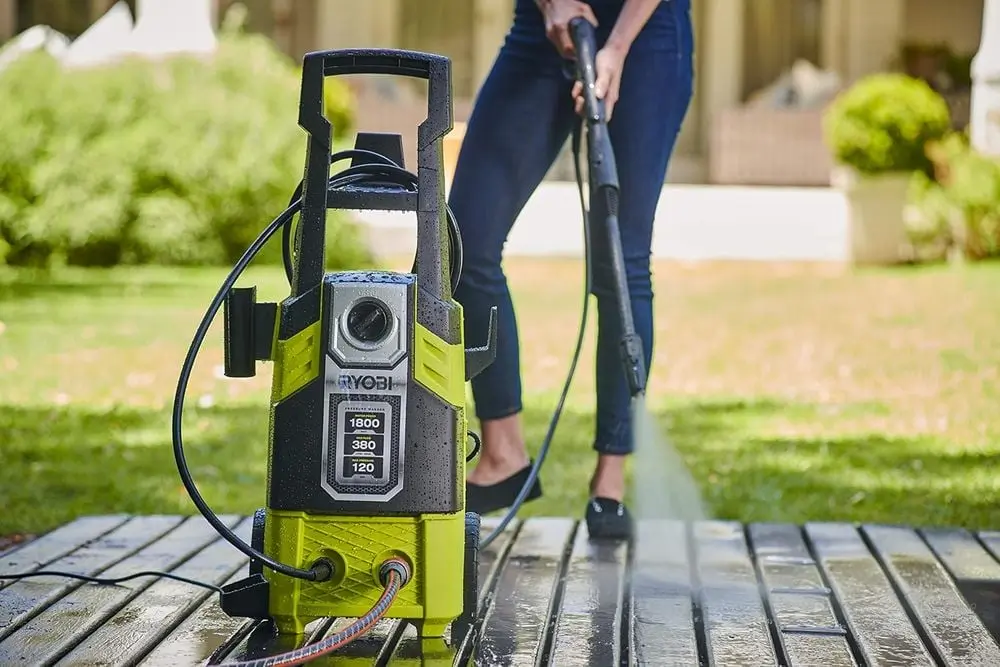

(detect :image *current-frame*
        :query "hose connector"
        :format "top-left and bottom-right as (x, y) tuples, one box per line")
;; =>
(310, 558), (335, 582)
(378, 558), (411, 588)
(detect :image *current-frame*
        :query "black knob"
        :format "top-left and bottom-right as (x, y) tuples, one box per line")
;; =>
(346, 299), (392, 344)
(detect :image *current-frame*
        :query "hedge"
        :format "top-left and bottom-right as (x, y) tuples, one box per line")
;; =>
(0, 23), (371, 270)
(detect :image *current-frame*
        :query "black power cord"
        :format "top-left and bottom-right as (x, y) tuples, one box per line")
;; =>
(465, 430), (482, 462)
(0, 569), (223, 594)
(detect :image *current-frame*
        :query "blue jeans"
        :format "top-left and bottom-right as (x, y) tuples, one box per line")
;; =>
(449, 0), (694, 456)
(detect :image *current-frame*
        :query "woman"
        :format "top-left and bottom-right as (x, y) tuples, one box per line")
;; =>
(449, 0), (694, 540)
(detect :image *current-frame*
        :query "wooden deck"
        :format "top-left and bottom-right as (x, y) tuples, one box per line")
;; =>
(2, 515), (1000, 665)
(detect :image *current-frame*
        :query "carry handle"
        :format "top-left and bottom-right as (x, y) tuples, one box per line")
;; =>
(292, 49), (454, 302)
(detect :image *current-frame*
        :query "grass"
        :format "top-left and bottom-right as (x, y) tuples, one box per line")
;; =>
(1, 257), (1000, 536)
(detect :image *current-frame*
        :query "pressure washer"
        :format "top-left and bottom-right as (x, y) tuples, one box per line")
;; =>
(0, 18), (647, 667)
(165, 18), (645, 662)
(172, 48), (497, 662)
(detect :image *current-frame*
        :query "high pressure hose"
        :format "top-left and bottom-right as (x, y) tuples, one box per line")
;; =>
(216, 559), (411, 667)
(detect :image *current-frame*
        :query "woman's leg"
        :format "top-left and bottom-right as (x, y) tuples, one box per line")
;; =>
(586, 0), (695, 535)
(448, 0), (577, 513)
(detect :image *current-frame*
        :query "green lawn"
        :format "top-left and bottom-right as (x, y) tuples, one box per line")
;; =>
(2, 258), (1000, 537)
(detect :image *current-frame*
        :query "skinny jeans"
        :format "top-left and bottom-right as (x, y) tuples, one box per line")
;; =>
(449, 0), (694, 455)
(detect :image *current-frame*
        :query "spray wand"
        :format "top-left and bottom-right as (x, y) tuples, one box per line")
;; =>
(569, 17), (647, 399)
(478, 17), (649, 550)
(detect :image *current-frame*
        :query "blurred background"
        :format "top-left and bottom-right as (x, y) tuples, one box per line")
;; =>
(1, 1), (998, 545)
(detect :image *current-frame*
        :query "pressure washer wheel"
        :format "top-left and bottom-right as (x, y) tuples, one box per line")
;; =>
(451, 512), (481, 646)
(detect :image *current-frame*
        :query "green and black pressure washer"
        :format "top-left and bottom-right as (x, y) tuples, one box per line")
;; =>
(167, 17), (644, 664)
(172, 49), (497, 662)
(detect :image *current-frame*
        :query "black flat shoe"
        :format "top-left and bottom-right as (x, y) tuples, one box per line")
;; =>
(585, 497), (634, 541)
(466, 462), (543, 515)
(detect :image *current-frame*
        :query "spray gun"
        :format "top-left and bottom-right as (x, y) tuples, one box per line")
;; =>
(569, 17), (647, 398)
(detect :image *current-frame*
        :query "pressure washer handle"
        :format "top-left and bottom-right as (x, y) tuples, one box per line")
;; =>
(568, 18), (619, 194)
(293, 48), (454, 301)
(568, 18), (603, 123)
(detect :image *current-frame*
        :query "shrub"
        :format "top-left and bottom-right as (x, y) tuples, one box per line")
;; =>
(824, 73), (952, 176)
(907, 132), (1000, 260)
(0, 21), (370, 270)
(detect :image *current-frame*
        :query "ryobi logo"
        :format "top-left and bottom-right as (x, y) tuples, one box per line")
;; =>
(338, 374), (393, 391)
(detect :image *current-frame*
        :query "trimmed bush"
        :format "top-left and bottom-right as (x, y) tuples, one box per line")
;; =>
(823, 73), (952, 176)
(0, 23), (370, 269)
(908, 132), (1000, 261)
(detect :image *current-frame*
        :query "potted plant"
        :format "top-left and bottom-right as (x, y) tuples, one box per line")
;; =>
(824, 73), (952, 265)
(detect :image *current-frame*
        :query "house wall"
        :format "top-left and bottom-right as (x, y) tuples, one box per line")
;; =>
(3, 0), (985, 186)
(0, 0), (14, 41)
(905, 0), (983, 54)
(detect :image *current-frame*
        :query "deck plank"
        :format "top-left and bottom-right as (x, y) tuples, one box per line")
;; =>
(979, 531), (1000, 563)
(925, 528), (1000, 581)
(694, 520), (779, 666)
(863, 524), (1000, 666)
(56, 516), (254, 666)
(219, 617), (337, 665)
(548, 524), (628, 665)
(373, 622), (455, 666)
(629, 520), (699, 666)
(137, 568), (258, 667)
(3, 515), (996, 665)
(922, 527), (1000, 646)
(804, 522), (935, 666)
(466, 517), (576, 666)
(0, 515), (131, 590)
(748, 523), (856, 667)
(0, 515), (182, 643)
(473, 516), (518, 608)
(0, 514), (241, 666)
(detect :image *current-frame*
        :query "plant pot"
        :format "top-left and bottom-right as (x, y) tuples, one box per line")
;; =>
(831, 166), (914, 265)
(443, 121), (467, 194)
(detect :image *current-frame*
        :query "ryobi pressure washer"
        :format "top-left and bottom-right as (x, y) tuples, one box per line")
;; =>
(171, 48), (497, 656)
(165, 16), (643, 664)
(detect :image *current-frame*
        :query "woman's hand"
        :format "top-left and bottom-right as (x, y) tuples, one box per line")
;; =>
(539, 0), (598, 58)
(572, 43), (627, 121)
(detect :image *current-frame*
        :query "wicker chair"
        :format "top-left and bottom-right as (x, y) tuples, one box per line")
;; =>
(709, 106), (834, 187)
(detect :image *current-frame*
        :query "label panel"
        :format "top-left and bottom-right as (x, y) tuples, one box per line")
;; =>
(323, 394), (403, 501)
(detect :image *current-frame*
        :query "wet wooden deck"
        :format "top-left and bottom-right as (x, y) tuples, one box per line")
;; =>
(2, 515), (1000, 665)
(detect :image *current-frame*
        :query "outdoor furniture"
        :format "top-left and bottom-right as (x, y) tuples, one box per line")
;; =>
(709, 107), (834, 187)
(2, 514), (1000, 665)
